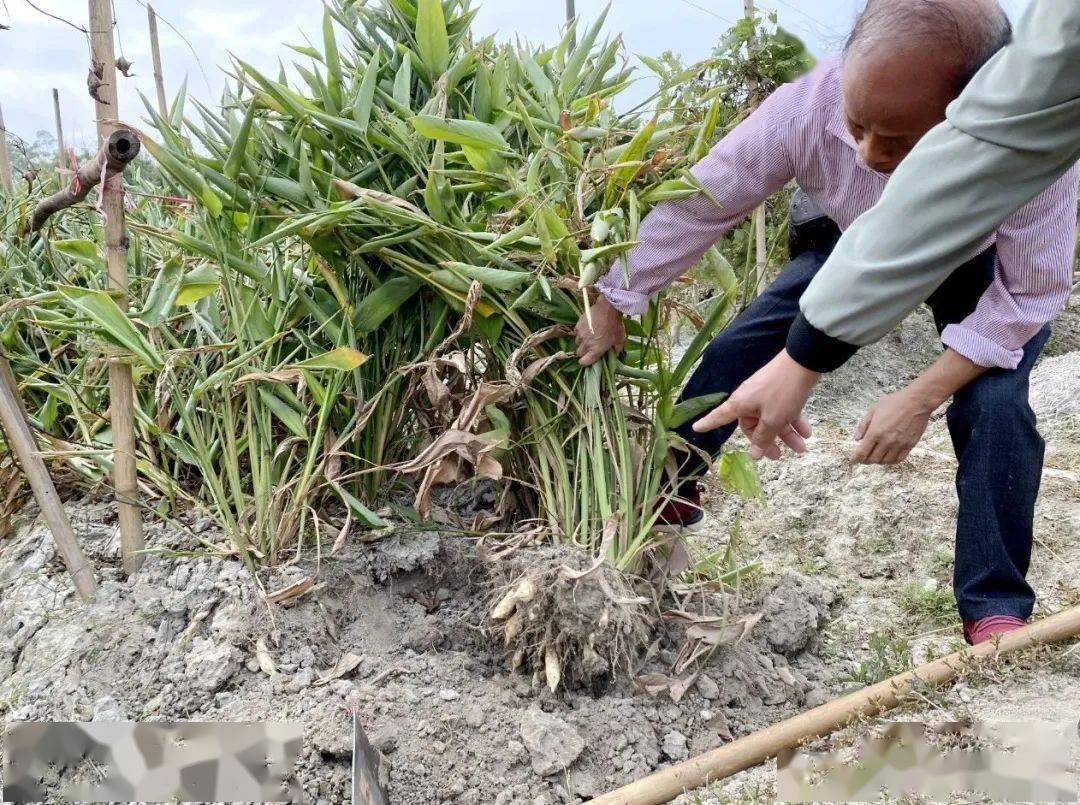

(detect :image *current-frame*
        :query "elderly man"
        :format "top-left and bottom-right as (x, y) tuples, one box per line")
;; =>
(575, 0), (1080, 645)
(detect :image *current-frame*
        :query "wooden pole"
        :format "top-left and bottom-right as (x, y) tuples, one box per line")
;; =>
(593, 604), (1080, 805)
(0, 353), (98, 602)
(0, 103), (13, 195)
(147, 4), (168, 118)
(88, 0), (146, 575)
(52, 89), (67, 165)
(743, 0), (768, 279)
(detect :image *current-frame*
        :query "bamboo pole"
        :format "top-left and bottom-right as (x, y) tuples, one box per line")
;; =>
(593, 604), (1080, 805)
(88, 0), (146, 575)
(743, 0), (768, 279)
(0, 353), (98, 602)
(0, 102), (13, 195)
(147, 4), (168, 118)
(52, 89), (66, 164)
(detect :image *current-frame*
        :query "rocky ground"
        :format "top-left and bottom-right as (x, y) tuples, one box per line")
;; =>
(0, 300), (1078, 804)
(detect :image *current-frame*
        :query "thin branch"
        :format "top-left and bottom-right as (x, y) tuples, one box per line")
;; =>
(23, 0), (88, 34)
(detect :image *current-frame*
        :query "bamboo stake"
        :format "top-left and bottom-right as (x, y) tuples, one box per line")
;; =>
(593, 604), (1080, 805)
(88, 0), (146, 574)
(147, 4), (168, 118)
(0, 102), (13, 195)
(0, 353), (98, 602)
(53, 89), (66, 164)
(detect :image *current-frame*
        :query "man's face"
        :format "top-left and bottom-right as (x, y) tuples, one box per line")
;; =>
(841, 48), (960, 174)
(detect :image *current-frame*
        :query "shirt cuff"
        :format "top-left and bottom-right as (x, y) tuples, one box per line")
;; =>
(596, 282), (651, 316)
(785, 312), (861, 373)
(940, 323), (1023, 369)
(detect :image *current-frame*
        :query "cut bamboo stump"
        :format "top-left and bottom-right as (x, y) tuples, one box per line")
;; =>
(0, 354), (97, 602)
(29, 129), (140, 232)
(593, 604), (1080, 805)
(88, 0), (146, 575)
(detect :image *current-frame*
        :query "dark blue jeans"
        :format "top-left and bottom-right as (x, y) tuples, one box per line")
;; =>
(676, 231), (1049, 622)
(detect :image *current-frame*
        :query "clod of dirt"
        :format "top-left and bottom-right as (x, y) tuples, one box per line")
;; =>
(519, 706), (585, 776)
(484, 547), (653, 692)
(759, 572), (836, 656)
(184, 638), (242, 692)
(368, 530), (441, 581)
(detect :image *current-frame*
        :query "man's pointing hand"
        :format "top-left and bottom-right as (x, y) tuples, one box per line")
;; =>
(693, 349), (820, 460)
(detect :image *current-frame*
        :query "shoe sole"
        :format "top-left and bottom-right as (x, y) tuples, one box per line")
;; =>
(654, 516), (707, 534)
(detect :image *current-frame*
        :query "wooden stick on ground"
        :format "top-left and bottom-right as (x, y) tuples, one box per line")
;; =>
(0, 353), (97, 602)
(88, 0), (146, 575)
(52, 89), (67, 164)
(29, 129), (140, 232)
(593, 604), (1080, 805)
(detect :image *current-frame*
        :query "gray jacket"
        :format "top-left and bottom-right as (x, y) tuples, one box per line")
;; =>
(787, 0), (1080, 372)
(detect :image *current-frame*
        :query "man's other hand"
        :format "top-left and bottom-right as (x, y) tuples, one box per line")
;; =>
(693, 349), (819, 460)
(575, 295), (627, 366)
(853, 388), (934, 464)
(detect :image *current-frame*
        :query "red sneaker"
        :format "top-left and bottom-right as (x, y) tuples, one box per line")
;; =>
(656, 483), (705, 530)
(962, 615), (1027, 646)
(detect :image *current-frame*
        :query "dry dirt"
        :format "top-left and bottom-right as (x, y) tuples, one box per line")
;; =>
(1, 300), (1078, 804)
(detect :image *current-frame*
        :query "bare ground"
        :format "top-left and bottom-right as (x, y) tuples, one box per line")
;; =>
(1, 300), (1078, 804)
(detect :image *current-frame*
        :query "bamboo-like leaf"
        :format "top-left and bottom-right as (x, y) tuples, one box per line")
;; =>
(175, 264), (220, 306)
(719, 451), (763, 501)
(353, 48), (381, 134)
(353, 276), (421, 332)
(415, 0), (450, 76)
(291, 347), (370, 371)
(57, 286), (163, 369)
(257, 388), (307, 439)
(410, 115), (509, 150)
(664, 392), (728, 429)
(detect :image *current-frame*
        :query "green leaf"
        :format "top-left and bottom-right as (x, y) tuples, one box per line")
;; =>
(323, 8), (343, 110)
(57, 286), (163, 369)
(410, 115), (509, 150)
(53, 238), (105, 270)
(291, 347), (370, 371)
(394, 55), (413, 109)
(720, 451), (763, 501)
(223, 99), (256, 180)
(334, 483), (388, 528)
(353, 276), (421, 332)
(416, 0), (450, 76)
(174, 264), (219, 306)
(436, 262), (531, 292)
(353, 48), (381, 134)
(257, 388), (307, 439)
(664, 392), (728, 429)
(139, 256), (185, 327)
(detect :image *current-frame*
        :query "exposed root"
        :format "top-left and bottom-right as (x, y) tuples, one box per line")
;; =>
(483, 546), (654, 693)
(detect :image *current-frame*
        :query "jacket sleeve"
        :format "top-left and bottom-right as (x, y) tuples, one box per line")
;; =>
(787, 0), (1080, 373)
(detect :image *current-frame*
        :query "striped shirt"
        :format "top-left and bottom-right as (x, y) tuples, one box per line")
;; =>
(597, 57), (1080, 370)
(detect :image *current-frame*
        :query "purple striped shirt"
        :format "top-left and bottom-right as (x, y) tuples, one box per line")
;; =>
(598, 57), (1080, 369)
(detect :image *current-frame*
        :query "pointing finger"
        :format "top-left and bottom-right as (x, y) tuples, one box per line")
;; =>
(693, 399), (740, 433)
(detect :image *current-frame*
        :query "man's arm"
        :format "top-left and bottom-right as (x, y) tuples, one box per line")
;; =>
(698, 0), (1080, 458)
(853, 349), (984, 464)
(576, 66), (810, 365)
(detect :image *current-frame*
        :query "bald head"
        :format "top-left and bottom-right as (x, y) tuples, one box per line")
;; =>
(846, 0), (1012, 91)
(840, 0), (1011, 173)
